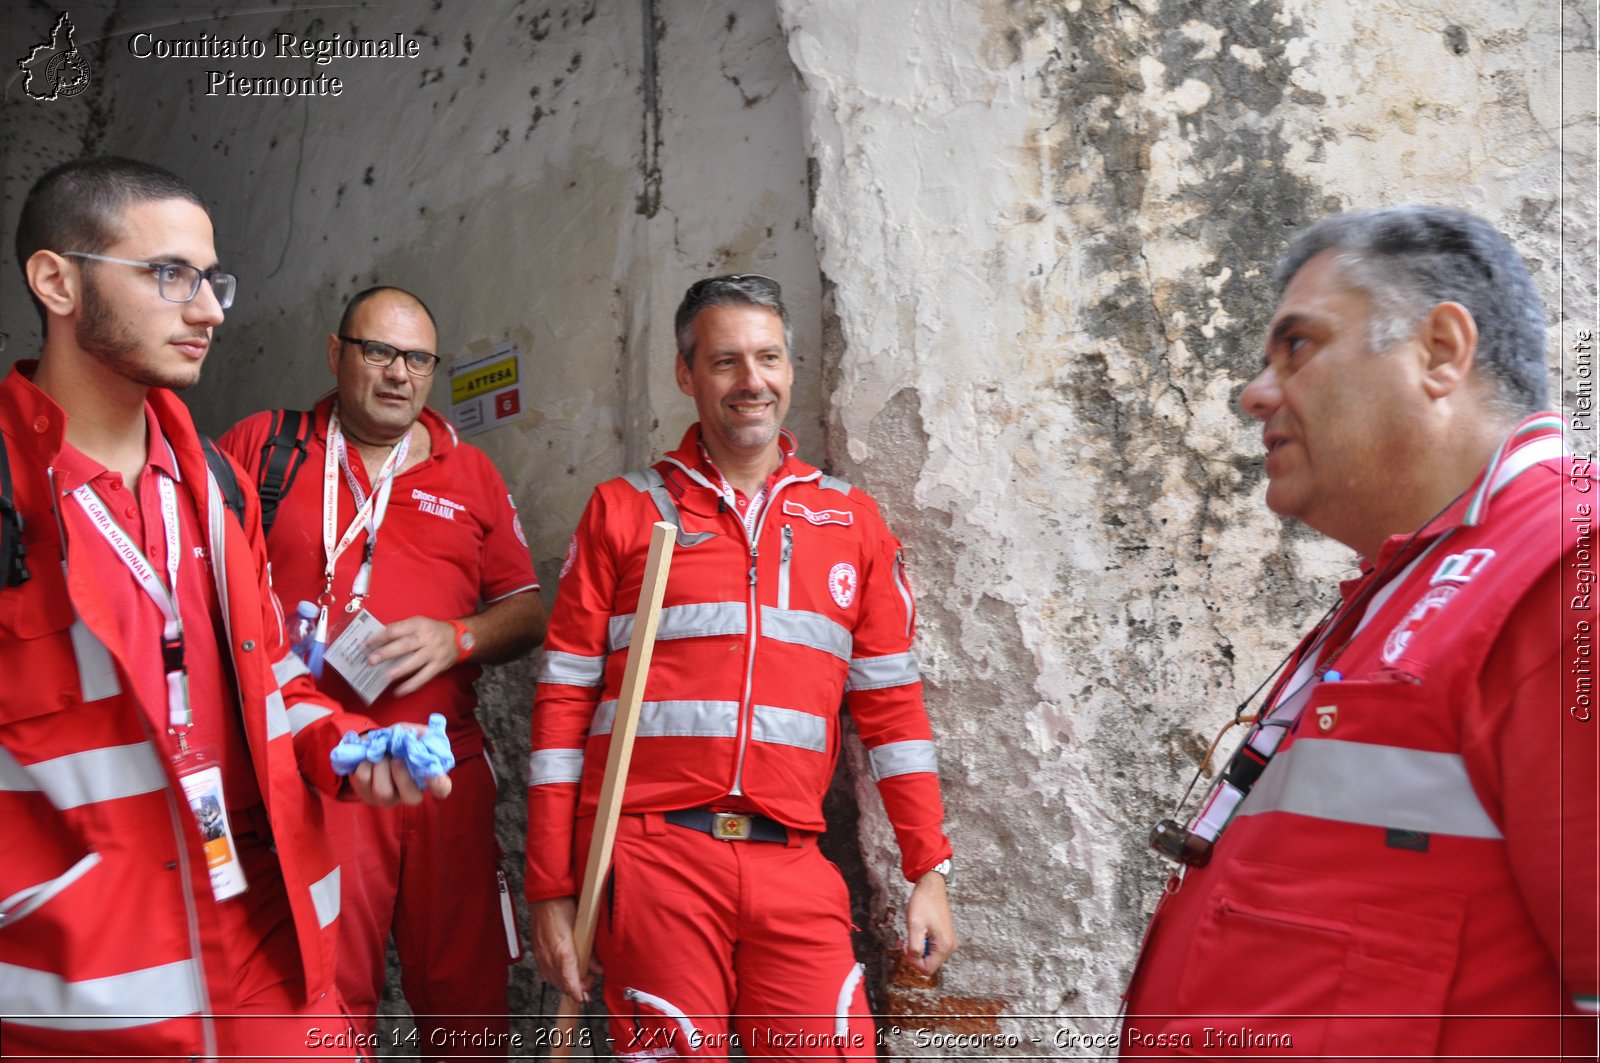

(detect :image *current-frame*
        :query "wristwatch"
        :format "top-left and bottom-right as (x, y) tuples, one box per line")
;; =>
(447, 619), (475, 663)
(930, 858), (953, 886)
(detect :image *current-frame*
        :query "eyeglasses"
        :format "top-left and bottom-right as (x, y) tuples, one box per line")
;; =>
(683, 274), (782, 301)
(340, 335), (441, 376)
(63, 252), (237, 309)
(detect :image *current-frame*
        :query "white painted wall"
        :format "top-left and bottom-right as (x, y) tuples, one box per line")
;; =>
(779, 0), (1593, 1053)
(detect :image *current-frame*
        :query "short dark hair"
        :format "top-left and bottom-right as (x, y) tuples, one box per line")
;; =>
(338, 285), (438, 337)
(15, 157), (208, 327)
(673, 274), (791, 364)
(1275, 205), (1549, 415)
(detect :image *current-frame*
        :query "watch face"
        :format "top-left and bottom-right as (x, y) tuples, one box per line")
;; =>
(461, 631), (476, 650)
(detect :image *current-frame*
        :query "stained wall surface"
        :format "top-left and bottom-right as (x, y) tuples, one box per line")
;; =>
(2, 0), (1593, 1057)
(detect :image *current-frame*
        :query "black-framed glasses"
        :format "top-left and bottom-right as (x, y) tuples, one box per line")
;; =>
(63, 252), (236, 309)
(340, 335), (441, 376)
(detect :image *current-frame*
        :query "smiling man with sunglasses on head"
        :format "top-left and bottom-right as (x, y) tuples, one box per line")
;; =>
(220, 285), (544, 1058)
(527, 274), (956, 1060)
(0, 158), (453, 1058)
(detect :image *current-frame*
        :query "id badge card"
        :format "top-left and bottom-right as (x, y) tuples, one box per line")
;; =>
(324, 607), (396, 705)
(174, 748), (249, 902)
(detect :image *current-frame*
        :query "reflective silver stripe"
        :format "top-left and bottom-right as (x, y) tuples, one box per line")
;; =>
(264, 689), (292, 741)
(624, 468), (716, 548)
(818, 474), (853, 496)
(590, 700), (739, 739)
(0, 746), (33, 792)
(538, 649), (606, 687)
(0, 853), (102, 929)
(847, 652), (921, 691)
(610, 601), (746, 652)
(286, 701), (332, 736)
(835, 963), (865, 1038)
(761, 606), (851, 661)
(869, 739), (939, 781)
(891, 550), (914, 639)
(68, 616), (120, 702)
(528, 748), (585, 785)
(621, 470), (656, 491)
(0, 742), (165, 808)
(309, 866), (340, 929)
(1237, 738), (1504, 839)
(205, 469), (237, 665)
(751, 705), (828, 752)
(0, 958), (203, 1030)
(272, 652), (310, 686)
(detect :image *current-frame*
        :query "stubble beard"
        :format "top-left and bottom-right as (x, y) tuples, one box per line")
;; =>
(719, 389), (783, 452)
(76, 275), (203, 391)
(722, 420), (780, 452)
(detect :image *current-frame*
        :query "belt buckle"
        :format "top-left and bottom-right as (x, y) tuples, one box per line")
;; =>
(711, 813), (752, 841)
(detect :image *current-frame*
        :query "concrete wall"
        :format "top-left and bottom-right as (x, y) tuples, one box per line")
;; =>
(3, 0), (1593, 1057)
(779, 0), (1594, 1053)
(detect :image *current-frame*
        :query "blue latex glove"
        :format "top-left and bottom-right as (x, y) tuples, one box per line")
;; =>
(330, 713), (455, 787)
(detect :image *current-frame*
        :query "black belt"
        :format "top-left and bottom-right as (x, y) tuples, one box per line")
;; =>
(664, 808), (789, 843)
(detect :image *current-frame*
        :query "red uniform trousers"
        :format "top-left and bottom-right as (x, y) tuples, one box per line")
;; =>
(211, 827), (363, 1061)
(7, 829), (365, 1062)
(324, 752), (516, 1059)
(591, 814), (874, 1061)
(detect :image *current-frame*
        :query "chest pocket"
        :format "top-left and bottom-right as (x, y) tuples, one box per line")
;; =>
(778, 522), (865, 611)
(0, 537), (119, 724)
(1177, 856), (1465, 1056)
(761, 522), (862, 664)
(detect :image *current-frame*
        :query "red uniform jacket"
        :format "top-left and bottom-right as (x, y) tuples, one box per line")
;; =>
(1122, 415), (1599, 1060)
(0, 364), (374, 1058)
(527, 425), (952, 901)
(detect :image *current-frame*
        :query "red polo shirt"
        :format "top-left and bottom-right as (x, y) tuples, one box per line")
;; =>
(53, 411), (257, 810)
(220, 395), (538, 758)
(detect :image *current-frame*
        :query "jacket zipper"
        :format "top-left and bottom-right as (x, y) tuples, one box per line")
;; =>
(729, 474), (810, 797)
(778, 525), (793, 610)
(658, 457), (823, 798)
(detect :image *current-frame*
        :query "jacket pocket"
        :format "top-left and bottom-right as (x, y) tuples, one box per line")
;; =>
(0, 543), (95, 725)
(1176, 859), (1464, 1057)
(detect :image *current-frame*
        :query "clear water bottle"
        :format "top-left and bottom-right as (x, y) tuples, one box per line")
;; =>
(289, 600), (318, 663)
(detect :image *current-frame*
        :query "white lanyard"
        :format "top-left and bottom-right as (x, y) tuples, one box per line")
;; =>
(72, 466), (190, 731)
(712, 467), (769, 540)
(318, 410), (410, 637)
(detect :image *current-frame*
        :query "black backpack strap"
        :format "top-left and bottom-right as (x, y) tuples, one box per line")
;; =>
(0, 433), (30, 587)
(256, 409), (312, 537)
(200, 435), (246, 529)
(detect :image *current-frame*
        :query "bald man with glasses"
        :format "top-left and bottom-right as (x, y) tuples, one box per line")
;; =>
(221, 285), (546, 1058)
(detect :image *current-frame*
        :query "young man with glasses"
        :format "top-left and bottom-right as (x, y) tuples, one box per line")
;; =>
(0, 158), (450, 1058)
(528, 274), (956, 1059)
(221, 285), (545, 1057)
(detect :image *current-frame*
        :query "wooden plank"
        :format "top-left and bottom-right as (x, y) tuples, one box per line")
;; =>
(551, 520), (676, 1058)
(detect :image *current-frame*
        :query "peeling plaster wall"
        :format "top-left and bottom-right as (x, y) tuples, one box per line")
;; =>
(3, 0), (1595, 1055)
(780, 0), (1595, 1051)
